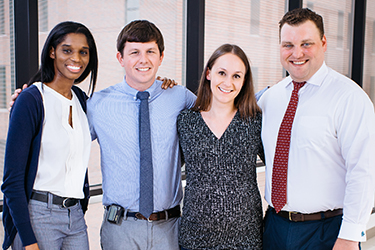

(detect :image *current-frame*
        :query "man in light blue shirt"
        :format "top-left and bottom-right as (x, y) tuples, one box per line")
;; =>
(87, 20), (196, 250)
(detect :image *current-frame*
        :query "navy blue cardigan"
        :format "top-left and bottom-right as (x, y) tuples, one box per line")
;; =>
(1, 85), (90, 249)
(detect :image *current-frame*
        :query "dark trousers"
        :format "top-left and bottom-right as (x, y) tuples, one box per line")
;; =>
(263, 207), (343, 250)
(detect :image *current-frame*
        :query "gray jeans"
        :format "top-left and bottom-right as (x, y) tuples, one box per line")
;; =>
(100, 208), (180, 250)
(12, 198), (89, 250)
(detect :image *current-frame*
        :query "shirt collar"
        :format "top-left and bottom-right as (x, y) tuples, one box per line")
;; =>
(119, 76), (163, 100)
(285, 62), (328, 88)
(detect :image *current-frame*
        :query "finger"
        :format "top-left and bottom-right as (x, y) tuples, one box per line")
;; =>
(156, 76), (161, 81)
(170, 80), (178, 88)
(8, 101), (14, 111)
(11, 93), (19, 101)
(22, 83), (28, 90)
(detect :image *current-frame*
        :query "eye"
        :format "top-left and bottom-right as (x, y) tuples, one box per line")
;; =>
(283, 44), (293, 48)
(233, 74), (241, 79)
(63, 49), (72, 54)
(80, 50), (88, 55)
(218, 71), (226, 76)
(130, 51), (139, 55)
(147, 50), (156, 54)
(302, 42), (312, 47)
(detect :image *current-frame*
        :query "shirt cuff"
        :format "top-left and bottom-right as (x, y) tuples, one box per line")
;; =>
(338, 220), (367, 242)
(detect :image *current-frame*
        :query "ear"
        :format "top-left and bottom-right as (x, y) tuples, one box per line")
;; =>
(50, 47), (55, 59)
(206, 69), (211, 81)
(321, 35), (327, 52)
(116, 51), (125, 67)
(159, 51), (164, 66)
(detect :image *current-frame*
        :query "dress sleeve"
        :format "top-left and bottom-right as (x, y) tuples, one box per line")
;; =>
(253, 112), (265, 164)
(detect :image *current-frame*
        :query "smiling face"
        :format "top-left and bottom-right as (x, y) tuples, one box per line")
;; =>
(50, 33), (90, 83)
(280, 20), (327, 82)
(207, 53), (246, 107)
(117, 41), (164, 91)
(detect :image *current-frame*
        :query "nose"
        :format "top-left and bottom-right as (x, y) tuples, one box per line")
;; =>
(139, 53), (147, 63)
(71, 52), (81, 63)
(292, 46), (304, 58)
(222, 76), (232, 87)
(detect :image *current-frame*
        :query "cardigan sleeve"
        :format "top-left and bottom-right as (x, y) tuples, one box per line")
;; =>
(1, 87), (43, 247)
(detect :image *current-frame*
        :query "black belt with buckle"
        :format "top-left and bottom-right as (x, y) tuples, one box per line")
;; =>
(107, 205), (181, 222)
(31, 191), (79, 208)
(271, 206), (343, 222)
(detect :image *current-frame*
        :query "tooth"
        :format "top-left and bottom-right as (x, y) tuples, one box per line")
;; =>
(293, 61), (305, 65)
(219, 87), (231, 93)
(138, 68), (149, 72)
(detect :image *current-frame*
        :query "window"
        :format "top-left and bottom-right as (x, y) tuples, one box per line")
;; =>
(371, 76), (375, 102)
(252, 66), (258, 90)
(126, 0), (139, 24)
(337, 11), (344, 48)
(347, 12), (352, 50)
(0, 0), (4, 35)
(250, 0), (260, 35)
(0, 66), (6, 109)
(38, 0), (48, 32)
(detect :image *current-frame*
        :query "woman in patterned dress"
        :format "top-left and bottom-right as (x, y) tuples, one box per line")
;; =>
(178, 44), (264, 250)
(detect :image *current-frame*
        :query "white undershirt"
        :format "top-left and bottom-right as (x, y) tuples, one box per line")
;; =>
(33, 82), (91, 199)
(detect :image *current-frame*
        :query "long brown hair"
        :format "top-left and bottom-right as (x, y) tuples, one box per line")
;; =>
(193, 44), (260, 119)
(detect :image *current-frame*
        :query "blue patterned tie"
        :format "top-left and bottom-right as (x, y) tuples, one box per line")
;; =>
(137, 91), (153, 218)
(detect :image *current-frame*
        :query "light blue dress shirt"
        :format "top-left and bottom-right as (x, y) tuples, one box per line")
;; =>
(87, 78), (196, 212)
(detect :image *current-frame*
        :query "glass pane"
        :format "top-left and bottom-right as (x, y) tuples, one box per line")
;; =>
(205, 0), (286, 92)
(363, 0), (375, 104)
(303, 0), (354, 77)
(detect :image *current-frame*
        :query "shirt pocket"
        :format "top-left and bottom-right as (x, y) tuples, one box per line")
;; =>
(294, 116), (332, 148)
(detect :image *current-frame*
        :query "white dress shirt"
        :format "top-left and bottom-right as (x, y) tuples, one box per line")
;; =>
(258, 62), (375, 242)
(33, 82), (91, 199)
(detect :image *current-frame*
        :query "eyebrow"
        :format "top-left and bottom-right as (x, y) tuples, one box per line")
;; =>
(218, 67), (244, 74)
(281, 39), (313, 44)
(61, 44), (90, 50)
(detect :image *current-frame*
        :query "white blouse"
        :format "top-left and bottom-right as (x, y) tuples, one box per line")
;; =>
(33, 82), (91, 199)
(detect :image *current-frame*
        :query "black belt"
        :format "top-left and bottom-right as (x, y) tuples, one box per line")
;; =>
(31, 191), (79, 208)
(107, 205), (181, 221)
(271, 206), (343, 222)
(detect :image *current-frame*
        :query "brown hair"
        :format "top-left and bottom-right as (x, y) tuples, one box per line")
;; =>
(193, 44), (260, 119)
(117, 20), (164, 56)
(279, 8), (324, 41)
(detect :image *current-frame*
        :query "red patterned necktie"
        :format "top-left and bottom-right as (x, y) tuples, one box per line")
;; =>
(271, 80), (306, 213)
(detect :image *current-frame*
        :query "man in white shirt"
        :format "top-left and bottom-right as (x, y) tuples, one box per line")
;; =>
(258, 8), (375, 250)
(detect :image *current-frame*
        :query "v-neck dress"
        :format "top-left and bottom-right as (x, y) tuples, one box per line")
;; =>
(177, 109), (264, 250)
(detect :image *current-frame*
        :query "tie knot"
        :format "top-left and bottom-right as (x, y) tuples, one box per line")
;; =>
(292, 80), (306, 92)
(137, 91), (150, 100)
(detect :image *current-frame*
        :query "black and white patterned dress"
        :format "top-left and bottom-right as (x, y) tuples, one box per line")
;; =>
(177, 109), (264, 250)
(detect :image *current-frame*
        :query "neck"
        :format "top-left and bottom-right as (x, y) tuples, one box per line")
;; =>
(206, 100), (237, 118)
(45, 78), (74, 99)
(126, 77), (155, 92)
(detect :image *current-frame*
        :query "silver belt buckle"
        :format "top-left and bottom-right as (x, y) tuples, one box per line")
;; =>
(62, 198), (70, 208)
